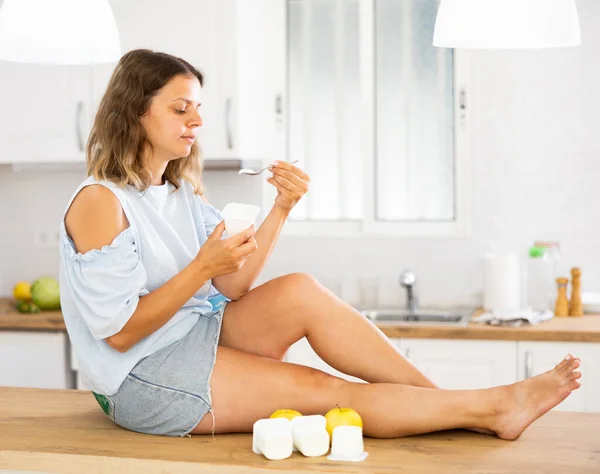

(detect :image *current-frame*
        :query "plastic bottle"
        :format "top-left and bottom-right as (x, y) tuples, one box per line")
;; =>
(534, 241), (561, 305)
(526, 246), (555, 312)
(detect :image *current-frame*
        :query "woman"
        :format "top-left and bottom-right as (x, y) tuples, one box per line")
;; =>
(59, 49), (581, 440)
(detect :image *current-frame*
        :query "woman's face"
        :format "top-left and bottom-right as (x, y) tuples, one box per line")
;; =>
(140, 74), (203, 161)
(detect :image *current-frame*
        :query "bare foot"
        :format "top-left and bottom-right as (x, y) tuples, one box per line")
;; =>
(492, 354), (582, 440)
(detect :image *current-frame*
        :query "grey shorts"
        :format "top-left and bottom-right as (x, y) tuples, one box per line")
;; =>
(93, 303), (226, 437)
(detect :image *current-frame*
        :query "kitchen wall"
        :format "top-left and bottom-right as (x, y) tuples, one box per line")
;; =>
(1, 0), (599, 308)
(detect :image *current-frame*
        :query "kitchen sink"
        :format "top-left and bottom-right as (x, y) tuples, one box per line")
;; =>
(360, 308), (472, 326)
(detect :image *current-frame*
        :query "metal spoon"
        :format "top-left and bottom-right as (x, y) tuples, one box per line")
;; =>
(238, 160), (298, 176)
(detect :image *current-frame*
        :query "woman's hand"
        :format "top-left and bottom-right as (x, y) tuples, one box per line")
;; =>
(194, 221), (257, 278)
(267, 161), (310, 215)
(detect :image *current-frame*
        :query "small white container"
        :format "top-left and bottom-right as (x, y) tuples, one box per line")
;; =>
(327, 426), (369, 462)
(221, 202), (261, 236)
(582, 292), (600, 314)
(252, 418), (293, 461)
(290, 415), (330, 457)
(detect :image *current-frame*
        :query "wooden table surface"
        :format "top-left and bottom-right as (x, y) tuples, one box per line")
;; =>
(2, 297), (600, 342)
(0, 387), (598, 474)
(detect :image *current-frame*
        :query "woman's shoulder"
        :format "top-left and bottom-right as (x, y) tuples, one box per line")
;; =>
(65, 180), (130, 256)
(68, 176), (131, 210)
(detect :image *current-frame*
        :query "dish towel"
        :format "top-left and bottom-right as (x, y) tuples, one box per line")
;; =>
(472, 309), (554, 327)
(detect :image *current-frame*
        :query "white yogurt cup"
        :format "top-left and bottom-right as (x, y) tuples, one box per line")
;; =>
(327, 426), (369, 462)
(252, 417), (293, 461)
(221, 203), (261, 237)
(291, 415), (330, 457)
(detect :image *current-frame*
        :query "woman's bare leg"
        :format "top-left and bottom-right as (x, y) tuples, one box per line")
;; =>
(219, 273), (436, 387)
(192, 346), (581, 440)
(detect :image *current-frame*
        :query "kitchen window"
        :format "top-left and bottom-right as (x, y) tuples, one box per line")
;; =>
(271, 0), (470, 237)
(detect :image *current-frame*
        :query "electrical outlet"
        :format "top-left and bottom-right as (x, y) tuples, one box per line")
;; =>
(33, 230), (59, 250)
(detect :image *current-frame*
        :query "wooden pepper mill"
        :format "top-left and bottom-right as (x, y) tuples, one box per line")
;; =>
(569, 267), (583, 317)
(554, 277), (569, 317)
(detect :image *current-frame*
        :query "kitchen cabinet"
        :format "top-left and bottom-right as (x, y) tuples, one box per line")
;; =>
(0, 331), (69, 389)
(0, 62), (91, 164)
(517, 341), (600, 413)
(397, 339), (518, 390)
(0, 0), (280, 165)
(285, 336), (600, 412)
(95, 0), (280, 162)
(70, 344), (91, 390)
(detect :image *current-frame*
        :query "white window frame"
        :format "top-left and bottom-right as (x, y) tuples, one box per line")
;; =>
(266, 0), (471, 238)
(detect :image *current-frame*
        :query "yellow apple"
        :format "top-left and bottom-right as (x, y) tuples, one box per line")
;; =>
(324, 407), (363, 438)
(269, 409), (303, 421)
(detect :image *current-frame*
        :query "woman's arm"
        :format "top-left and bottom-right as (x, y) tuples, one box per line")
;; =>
(212, 206), (287, 300)
(108, 221), (255, 352)
(212, 161), (310, 299)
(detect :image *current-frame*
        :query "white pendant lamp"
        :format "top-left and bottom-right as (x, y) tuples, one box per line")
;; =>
(433, 0), (581, 49)
(0, 0), (121, 64)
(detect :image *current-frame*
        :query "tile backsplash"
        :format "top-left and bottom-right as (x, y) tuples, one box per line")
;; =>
(1, 0), (599, 307)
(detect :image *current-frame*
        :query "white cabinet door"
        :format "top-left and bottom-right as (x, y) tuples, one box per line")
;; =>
(0, 62), (91, 164)
(70, 344), (91, 391)
(105, 0), (279, 163)
(216, 0), (281, 163)
(0, 331), (69, 389)
(285, 337), (366, 383)
(106, 0), (225, 160)
(517, 341), (600, 413)
(399, 339), (518, 390)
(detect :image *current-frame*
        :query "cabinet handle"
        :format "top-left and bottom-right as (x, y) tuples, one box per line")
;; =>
(225, 97), (233, 150)
(405, 348), (411, 360)
(524, 350), (533, 379)
(275, 93), (283, 125)
(76, 101), (85, 152)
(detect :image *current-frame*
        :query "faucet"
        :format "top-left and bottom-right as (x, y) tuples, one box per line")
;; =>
(399, 270), (418, 312)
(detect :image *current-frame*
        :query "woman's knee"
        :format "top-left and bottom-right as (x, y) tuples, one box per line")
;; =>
(273, 272), (320, 295)
(268, 273), (326, 310)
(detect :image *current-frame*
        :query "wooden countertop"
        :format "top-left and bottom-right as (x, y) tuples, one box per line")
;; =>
(2, 297), (600, 342)
(377, 314), (600, 342)
(0, 298), (64, 331)
(0, 387), (598, 474)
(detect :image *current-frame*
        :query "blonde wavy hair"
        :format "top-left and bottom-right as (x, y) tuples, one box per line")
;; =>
(87, 49), (205, 194)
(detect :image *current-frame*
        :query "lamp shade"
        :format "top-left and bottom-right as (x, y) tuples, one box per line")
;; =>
(433, 0), (581, 49)
(0, 0), (121, 64)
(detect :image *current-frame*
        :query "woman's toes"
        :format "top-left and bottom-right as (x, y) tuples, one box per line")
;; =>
(557, 360), (577, 370)
(556, 358), (570, 372)
(569, 380), (582, 391)
(570, 371), (582, 381)
(562, 357), (580, 373)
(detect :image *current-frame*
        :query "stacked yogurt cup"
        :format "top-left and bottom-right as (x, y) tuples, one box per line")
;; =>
(252, 413), (368, 462)
(221, 203), (261, 237)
